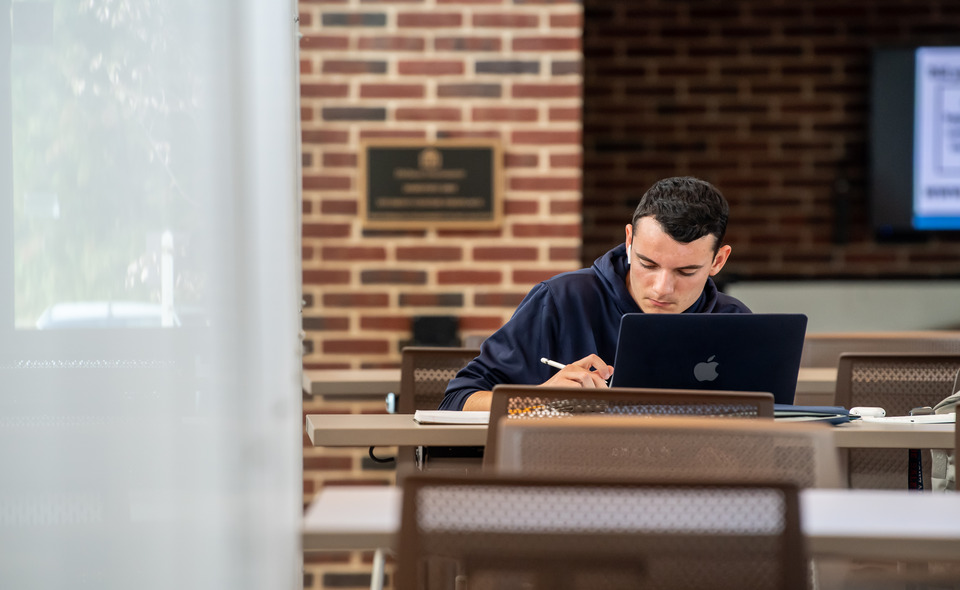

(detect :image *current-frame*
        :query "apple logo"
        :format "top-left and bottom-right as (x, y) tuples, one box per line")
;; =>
(693, 355), (720, 382)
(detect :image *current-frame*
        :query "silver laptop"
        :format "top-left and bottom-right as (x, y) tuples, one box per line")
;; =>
(609, 313), (808, 405)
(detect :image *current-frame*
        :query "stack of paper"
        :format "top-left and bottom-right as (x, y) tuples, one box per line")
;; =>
(413, 410), (490, 425)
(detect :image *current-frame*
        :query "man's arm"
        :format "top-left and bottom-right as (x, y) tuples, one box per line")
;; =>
(459, 355), (613, 411)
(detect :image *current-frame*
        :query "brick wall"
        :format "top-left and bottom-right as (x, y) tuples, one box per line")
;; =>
(581, 0), (960, 279)
(299, 0), (584, 374)
(298, 1), (583, 587)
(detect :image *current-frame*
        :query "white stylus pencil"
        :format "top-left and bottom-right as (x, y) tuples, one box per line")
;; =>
(540, 357), (566, 370)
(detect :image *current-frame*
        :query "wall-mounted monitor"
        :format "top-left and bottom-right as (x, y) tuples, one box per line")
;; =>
(871, 46), (960, 238)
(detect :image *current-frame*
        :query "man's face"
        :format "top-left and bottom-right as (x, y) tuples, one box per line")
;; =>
(624, 217), (731, 314)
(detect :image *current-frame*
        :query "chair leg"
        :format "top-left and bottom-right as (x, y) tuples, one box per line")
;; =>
(370, 547), (386, 590)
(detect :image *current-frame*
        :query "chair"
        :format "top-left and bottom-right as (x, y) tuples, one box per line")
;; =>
(396, 347), (481, 480)
(494, 414), (842, 489)
(483, 384), (774, 469)
(800, 331), (960, 368)
(395, 473), (808, 590)
(834, 352), (960, 489)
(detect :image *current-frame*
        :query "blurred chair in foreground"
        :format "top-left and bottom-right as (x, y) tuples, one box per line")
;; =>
(494, 414), (841, 489)
(483, 384), (774, 469)
(396, 474), (807, 590)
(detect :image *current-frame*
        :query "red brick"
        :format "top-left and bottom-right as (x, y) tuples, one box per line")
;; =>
(396, 246), (463, 261)
(302, 130), (349, 144)
(302, 246), (314, 260)
(436, 270), (502, 285)
(474, 292), (526, 307)
(300, 107), (313, 122)
(302, 316), (350, 331)
(301, 83), (349, 98)
(513, 223), (580, 238)
(512, 83), (582, 99)
(359, 130), (426, 139)
(550, 153), (581, 168)
(437, 130), (502, 139)
(300, 35), (350, 50)
(504, 200), (539, 215)
(549, 107), (580, 122)
(512, 37), (581, 51)
(550, 13), (582, 28)
(434, 37), (502, 52)
(396, 107), (462, 121)
(303, 175), (351, 190)
(322, 60), (387, 74)
(322, 152), (358, 167)
(504, 153), (538, 168)
(398, 293), (464, 307)
(473, 246), (538, 261)
(550, 200), (580, 214)
(303, 270), (351, 285)
(303, 223), (351, 238)
(360, 316), (412, 331)
(472, 107), (538, 122)
(473, 13), (539, 27)
(300, 59), (313, 74)
(357, 36), (426, 51)
(398, 60), (465, 75)
(550, 246), (580, 260)
(361, 270), (427, 284)
(512, 130), (581, 145)
(437, 0), (500, 4)
(322, 340), (391, 354)
(322, 246), (386, 261)
(397, 13), (462, 27)
(359, 84), (425, 99)
(509, 177), (581, 191)
(323, 293), (390, 307)
(320, 200), (358, 215)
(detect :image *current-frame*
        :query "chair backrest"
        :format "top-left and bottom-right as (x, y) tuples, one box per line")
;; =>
(483, 384), (774, 468)
(801, 331), (960, 368)
(396, 473), (807, 590)
(398, 347), (480, 413)
(495, 414), (842, 489)
(835, 352), (960, 488)
(397, 347), (482, 481)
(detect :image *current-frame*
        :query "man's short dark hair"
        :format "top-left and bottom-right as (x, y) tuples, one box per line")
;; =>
(631, 176), (729, 252)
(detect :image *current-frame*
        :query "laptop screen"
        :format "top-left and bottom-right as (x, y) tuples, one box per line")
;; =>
(609, 313), (808, 405)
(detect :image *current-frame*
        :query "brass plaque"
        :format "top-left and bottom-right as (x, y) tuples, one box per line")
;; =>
(359, 139), (502, 228)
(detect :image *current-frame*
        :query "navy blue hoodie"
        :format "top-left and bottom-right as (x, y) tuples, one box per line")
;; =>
(439, 243), (751, 410)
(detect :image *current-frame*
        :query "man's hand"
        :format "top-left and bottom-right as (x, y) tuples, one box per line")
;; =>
(540, 354), (613, 388)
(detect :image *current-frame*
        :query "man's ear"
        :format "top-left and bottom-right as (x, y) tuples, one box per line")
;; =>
(709, 244), (732, 276)
(624, 223), (633, 265)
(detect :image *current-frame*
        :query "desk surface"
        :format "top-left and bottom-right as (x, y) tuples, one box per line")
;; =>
(303, 368), (400, 397)
(303, 367), (838, 399)
(302, 486), (960, 561)
(305, 412), (956, 449)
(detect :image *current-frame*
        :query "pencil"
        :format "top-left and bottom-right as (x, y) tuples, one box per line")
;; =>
(540, 357), (566, 370)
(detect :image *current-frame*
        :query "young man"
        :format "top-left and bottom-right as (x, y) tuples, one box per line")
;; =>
(439, 176), (751, 411)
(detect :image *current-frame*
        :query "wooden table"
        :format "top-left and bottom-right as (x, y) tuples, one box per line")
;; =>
(305, 413), (956, 449)
(302, 367), (838, 401)
(302, 486), (960, 561)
